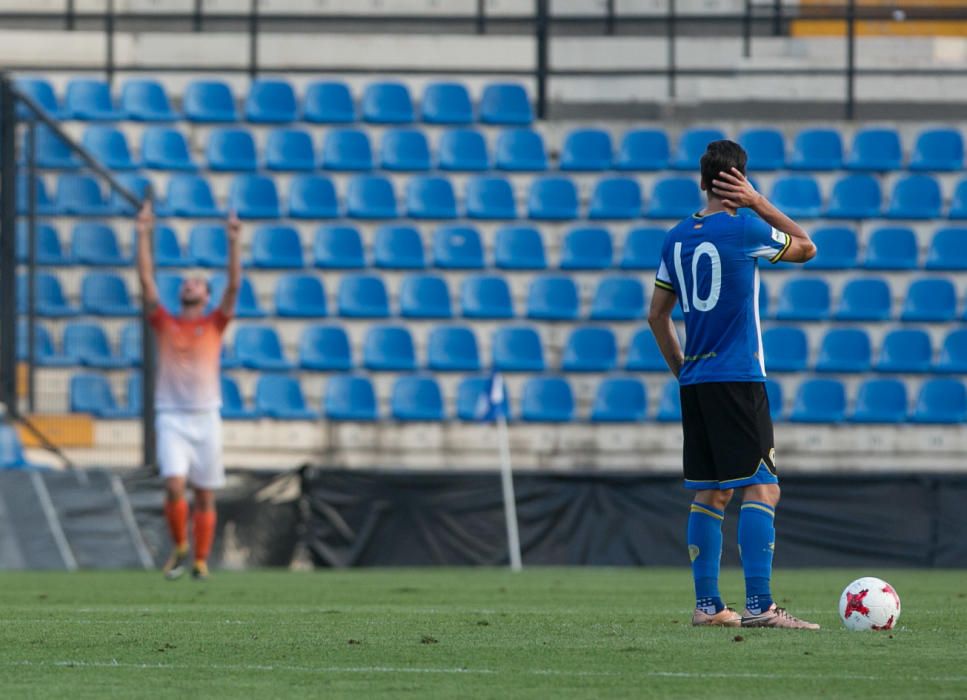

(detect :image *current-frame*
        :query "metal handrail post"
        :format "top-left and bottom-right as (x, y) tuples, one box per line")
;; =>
(846, 0), (856, 120)
(536, 0), (549, 120)
(0, 76), (19, 413)
(27, 120), (37, 414)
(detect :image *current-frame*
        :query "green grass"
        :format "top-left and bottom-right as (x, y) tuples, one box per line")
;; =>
(0, 568), (964, 698)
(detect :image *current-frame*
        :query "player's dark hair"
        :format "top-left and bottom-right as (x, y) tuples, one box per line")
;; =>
(700, 140), (748, 191)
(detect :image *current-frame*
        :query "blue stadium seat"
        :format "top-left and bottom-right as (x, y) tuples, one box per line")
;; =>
(762, 326), (808, 372)
(846, 128), (903, 171)
(461, 275), (514, 319)
(647, 177), (702, 219)
(765, 379), (784, 420)
(671, 127), (726, 170)
(925, 228), (967, 270)
(863, 227), (918, 270)
(738, 128), (786, 171)
(849, 379), (908, 424)
(494, 226), (546, 270)
(465, 176), (516, 219)
(313, 225), (366, 269)
(527, 276), (579, 320)
(0, 422), (41, 469)
(220, 345), (241, 370)
(303, 81), (355, 124)
(120, 79), (178, 121)
(374, 225), (425, 269)
(206, 128), (257, 171)
(55, 174), (109, 216)
(560, 129), (613, 171)
(251, 225), (303, 269)
(789, 379), (846, 423)
(886, 175), (942, 219)
(775, 278), (831, 321)
(493, 326), (545, 372)
(362, 81), (414, 124)
(255, 375), (319, 420)
(590, 377), (647, 422)
(229, 175), (281, 219)
(625, 327), (668, 371)
(590, 277), (645, 321)
(901, 278), (957, 322)
(935, 329), (967, 374)
(363, 325), (417, 371)
(615, 129), (669, 171)
(438, 129), (489, 171)
(63, 322), (127, 369)
(495, 129), (548, 171)
(299, 325), (353, 371)
(399, 274), (452, 318)
(81, 272), (138, 316)
(770, 175), (822, 218)
(234, 326), (295, 371)
(815, 328), (872, 373)
(183, 80), (237, 123)
(950, 180), (967, 219)
(325, 375), (378, 421)
(221, 375), (259, 420)
(15, 77), (62, 119)
(245, 79), (297, 123)
(64, 79), (121, 121)
(17, 321), (70, 367)
(909, 128), (964, 171)
(141, 127), (196, 171)
(18, 273), (75, 317)
(346, 175), (397, 219)
(789, 128), (843, 171)
(560, 227), (612, 270)
(392, 376), (445, 421)
(156, 272), (183, 313)
(588, 178), (643, 220)
(421, 82), (473, 125)
(321, 128), (373, 171)
(188, 224), (230, 267)
(562, 326), (617, 372)
(28, 125), (79, 169)
(288, 175), (339, 219)
(265, 128), (315, 171)
(275, 274), (326, 318)
(910, 379), (967, 423)
(209, 274), (266, 318)
(620, 227), (664, 269)
(71, 222), (128, 266)
(479, 84), (532, 125)
(16, 174), (54, 216)
(804, 227), (858, 270)
(834, 278), (892, 322)
(823, 174), (881, 219)
(427, 326), (480, 371)
(380, 129), (431, 171)
(521, 377), (574, 423)
(875, 329), (932, 373)
(338, 274), (390, 317)
(432, 225), (485, 269)
(109, 173), (151, 216)
(656, 379), (682, 422)
(528, 177), (578, 220)
(406, 176), (457, 219)
(18, 222), (69, 265)
(81, 126), (136, 170)
(69, 374), (135, 418)
(165, 175), (222, 218)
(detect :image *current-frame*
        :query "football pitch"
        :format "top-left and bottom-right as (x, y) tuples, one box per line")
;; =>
(0, 568), (964, 699)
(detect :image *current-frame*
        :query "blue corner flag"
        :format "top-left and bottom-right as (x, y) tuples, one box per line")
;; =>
(475, 372), (509, 422)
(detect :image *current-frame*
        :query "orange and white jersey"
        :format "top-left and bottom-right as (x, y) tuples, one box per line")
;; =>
(149, 306), (230, 412)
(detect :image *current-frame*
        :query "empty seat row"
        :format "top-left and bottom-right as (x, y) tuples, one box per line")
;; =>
(786, 226), (967, 271)
(16, 77), (532, 126)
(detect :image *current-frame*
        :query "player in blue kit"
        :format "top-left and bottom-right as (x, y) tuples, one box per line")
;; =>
(648, 140), (820, 629)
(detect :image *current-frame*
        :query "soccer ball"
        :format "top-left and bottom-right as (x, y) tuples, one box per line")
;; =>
(838, 577), (901, 631)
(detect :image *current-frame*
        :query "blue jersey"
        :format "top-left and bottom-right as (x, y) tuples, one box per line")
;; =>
(655, 211), (790, 386)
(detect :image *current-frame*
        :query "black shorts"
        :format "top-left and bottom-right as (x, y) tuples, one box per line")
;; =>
(680, 381), (779, 491)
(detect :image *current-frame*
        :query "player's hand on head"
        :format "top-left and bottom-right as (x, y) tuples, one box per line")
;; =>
(711, 167), (761, 210)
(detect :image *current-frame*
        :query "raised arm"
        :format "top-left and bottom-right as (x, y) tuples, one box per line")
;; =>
(136, 200), (159, 313)
(647, 286), (684, 378)
(218, 212), (242, 318)
(712, 167), (817, 263)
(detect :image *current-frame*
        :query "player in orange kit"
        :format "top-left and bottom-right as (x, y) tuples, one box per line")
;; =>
(136, 201), (241, 580)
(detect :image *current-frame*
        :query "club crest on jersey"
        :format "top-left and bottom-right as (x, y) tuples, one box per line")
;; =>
(693, 223), (703, 229)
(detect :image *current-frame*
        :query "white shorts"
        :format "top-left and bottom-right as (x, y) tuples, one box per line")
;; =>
(156, 409), (225, 490)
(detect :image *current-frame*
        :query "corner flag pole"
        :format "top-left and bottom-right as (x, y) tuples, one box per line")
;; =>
(496, 411), (522, 571)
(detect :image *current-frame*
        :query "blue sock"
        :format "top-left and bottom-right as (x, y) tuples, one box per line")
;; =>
(688, 503), (725, 614)
(739, 501), (776, 614)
